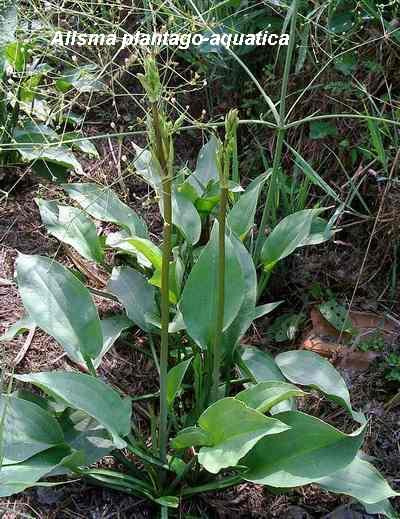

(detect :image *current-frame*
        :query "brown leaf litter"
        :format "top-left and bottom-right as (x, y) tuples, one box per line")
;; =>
(300, 307), (399, 370)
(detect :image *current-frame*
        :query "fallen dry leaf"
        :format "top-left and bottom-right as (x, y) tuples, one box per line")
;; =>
(337, 348), (381, 370)
(301, 333), (381, 369)
(310, 307), (398, 341)
(310, 308), (347, 339)
(349, 311), (398, 336)
(301, 334), (342, 357)
(300, 306), (398, 370)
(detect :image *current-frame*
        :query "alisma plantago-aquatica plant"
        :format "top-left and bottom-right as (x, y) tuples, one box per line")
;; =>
(0, 57), (398, 517)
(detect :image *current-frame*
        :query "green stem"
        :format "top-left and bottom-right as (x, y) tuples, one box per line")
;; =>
(151, 102), (172, 465)
(84, 356), (97, 377)
(167, 457), (197, 494)
(254, 0), (300, 265)
(210, 185), (227, 404)
(126, 442), (169, 471)
(131, 391), (160, 402)
(181, 474), (243, 497)
(256, 269), (272, 302)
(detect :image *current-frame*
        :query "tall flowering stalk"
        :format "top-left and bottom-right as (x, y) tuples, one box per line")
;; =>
(210, 109), (239, 404)
(138, 57), (173, 463)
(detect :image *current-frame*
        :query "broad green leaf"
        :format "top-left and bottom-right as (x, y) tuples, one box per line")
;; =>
(0, 447), (81, 498)
(236, 381), (306, 414)
(181, 224), (245, 349)
(62, 112), (83, 126)
(0, 315), (35, 342)
(197, 398), (289, 473)
(60, 132), (99, 158)
(240, 346), (286, 384)
(167, 358), (192, 407)
(178, 181), (198, 204)
(334, 53), (357, 75)
(254, 301), (283, 320)
(0, 2), (17, 51)
(16, 254), (103, 364)
(132, 144), (162, 192)
(329, 12), (354, 33)
(260, 209), (323, 270)
(57, 410), (114, 470)
(55, 66), (106, 93)
(20, 73), (43, 103)
(0, 395), (64, 464)
(318, 300), (356, 335)
(148, 259), (181, 304)
(119, 237), (162, 271)
(242, 411), (365, 486)
(227, 173), (268, 240)
(15, 141), (83, 174)
(93, 314), (132, 368)
(171, 426), (212, 450)
(309, 121), (338, 139)
(171, 188), (201, 245)
(32, 161), (70, 182)
(269, 312), (305, 342)
(16, 98), (51, 122)
(5, 41), (28, 71)
(63, 183), (147, 238)
(275, 350), (365, 423)
(194, 179), (220, 215)
(316, 455), (399, 505)
(299, 216), (334, 246)
(106, 230), (151, 269)
(221, 234), (257, 358)
(168, 309), (185, 333)
(107, 266), (159, 333)
(15, 371), (132, 448)
(187, 136), (219, 195)
(239, 346), (293, 414)
(35, 199), (104, 263)
(154, 496), (179, 508)
(363, 499), (398, 519)
(195, 193), (220, 214)
(11, 390), (56, 413)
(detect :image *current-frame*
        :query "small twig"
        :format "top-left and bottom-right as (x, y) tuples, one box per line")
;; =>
(14, 326), (36, 366)
(64, 246), (108, 286)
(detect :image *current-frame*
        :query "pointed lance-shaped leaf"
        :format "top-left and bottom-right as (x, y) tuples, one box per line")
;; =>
(242, 411), (365, 487)
(63, 183), (147, 238)
(15, 371), (132, 449)
(16, 254), (103, 365)
(180, 223), (245, 349)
